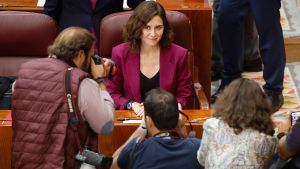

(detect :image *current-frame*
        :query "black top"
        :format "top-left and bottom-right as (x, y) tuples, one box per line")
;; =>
(140, 71), (160, 101)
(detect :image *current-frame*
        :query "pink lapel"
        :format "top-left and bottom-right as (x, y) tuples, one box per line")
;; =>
(159, 47), (174, 92)
(125, 52), (142, 102)
(90, 0), (97, 9)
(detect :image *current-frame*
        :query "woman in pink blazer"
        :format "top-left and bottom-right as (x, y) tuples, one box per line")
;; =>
(107, 1), (193, 115)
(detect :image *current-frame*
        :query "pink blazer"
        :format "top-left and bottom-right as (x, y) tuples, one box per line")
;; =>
(107, 43), (193, 109)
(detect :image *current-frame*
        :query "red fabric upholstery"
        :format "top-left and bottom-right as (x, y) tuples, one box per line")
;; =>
(0, 11), (58, 76)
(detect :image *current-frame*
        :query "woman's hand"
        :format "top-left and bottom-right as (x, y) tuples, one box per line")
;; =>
(132, 102), (144, 117)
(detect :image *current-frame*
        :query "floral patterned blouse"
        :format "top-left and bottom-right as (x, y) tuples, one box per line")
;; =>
(197, 118), (277, 169)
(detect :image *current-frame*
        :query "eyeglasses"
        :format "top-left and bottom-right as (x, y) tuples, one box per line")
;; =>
(178, 111), (195, 137)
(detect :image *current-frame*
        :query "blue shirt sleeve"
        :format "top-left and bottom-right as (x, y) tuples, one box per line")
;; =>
(117, 139), (136, 169)
(189, 138), (201, 146)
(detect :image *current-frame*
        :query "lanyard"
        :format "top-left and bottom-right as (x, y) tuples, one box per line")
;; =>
(154, 130), (180, 139)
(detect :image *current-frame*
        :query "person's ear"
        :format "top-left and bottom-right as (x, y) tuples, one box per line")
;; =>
(72, 50), (85, 67)
(78, 50), (85, 60)
(145, 116), (153, 128)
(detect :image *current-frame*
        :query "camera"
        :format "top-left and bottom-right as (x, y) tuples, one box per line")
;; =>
(92, 54), (117, 78)
(76, 147), (104, 167)
(92, 54), (103, 65)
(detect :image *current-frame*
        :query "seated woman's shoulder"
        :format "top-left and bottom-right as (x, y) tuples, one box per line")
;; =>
(170, 43), (188, 52)
(113, 43), (129, 50)
(112, 43), (132, 57)
(203, 117), (221, 131)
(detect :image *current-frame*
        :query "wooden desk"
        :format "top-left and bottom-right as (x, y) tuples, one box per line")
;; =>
(0, 109), (211, 168)
(0, 0), (212, 99)
(0, 0), (43, 12)
(99, 109), (211, 155)
(0, 110), (12, 169)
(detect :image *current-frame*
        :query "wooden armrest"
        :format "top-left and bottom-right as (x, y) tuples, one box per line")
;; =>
(194, 82), (209, 110)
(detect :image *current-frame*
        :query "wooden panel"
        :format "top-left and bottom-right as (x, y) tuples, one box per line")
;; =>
(0, 110), (12, 169)
(158, 0), (210, 9)
(0, 0), (37, 6)
(285, 37), (300, 63)
(0, 0), (43, 12)
(0, 126), (12, 169)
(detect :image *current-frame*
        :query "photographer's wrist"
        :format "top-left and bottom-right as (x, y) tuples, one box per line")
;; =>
(93, 77), (107, 90)
(98, 82), (107, 91)
(94, 77), (105, 83)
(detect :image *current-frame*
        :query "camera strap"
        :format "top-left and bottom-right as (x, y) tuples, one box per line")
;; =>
(153, 130), (180, 139)
(65, 68), (90, 153)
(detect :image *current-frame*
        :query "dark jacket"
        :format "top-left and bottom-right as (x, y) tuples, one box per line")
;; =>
(285, 117), (300, 168)
(44, 0), (144, 46)
(12, 58), (98, 169)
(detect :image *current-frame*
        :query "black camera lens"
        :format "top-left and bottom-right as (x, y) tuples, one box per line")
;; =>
(91, 54), (118, 78)
(82, 148), (104, 167)
(92, 54), (102, 65)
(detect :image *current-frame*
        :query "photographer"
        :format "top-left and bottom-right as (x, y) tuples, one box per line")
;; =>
(111, 88), (202, 169)
(277, 116), (300, 169)
(11, 27), (115, 169)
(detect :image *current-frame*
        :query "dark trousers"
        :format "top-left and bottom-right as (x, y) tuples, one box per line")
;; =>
(218, 0), (286, 95)
(212, 0), (260, 71)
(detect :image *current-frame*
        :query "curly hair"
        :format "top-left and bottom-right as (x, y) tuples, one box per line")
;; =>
(214, 78), (275, 136)
(123, 1), (174, 52)
(48, 27), (95, 64)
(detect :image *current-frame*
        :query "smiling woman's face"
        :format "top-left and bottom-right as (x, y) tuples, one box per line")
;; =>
(140, 15), (164, 48)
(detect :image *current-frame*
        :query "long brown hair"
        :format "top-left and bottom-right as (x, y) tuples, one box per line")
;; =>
(214, 78), (274, 136)
(123, 1), (173, 52)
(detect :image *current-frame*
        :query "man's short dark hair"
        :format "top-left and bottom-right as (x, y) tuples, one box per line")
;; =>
(144, 88), (179, 130)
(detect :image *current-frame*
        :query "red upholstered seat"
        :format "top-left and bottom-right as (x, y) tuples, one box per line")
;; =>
(0, 11), (58, 76)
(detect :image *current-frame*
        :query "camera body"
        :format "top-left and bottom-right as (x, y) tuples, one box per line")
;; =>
(92, 54), (117, 78)
(92, 54), (103, 65)
(76, 147), (104, 167)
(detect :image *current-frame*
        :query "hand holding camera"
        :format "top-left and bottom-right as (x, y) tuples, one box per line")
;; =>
(91, 54), (117, 79)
